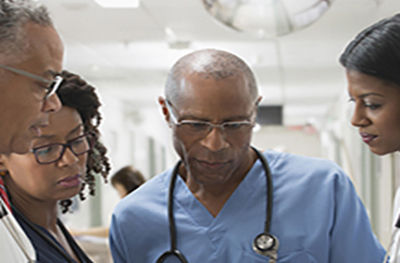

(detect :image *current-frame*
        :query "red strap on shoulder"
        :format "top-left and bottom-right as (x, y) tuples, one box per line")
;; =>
(0, 176), (11, 211)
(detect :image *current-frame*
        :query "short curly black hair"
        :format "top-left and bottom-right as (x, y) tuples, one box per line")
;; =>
(57, 70), (111, 213)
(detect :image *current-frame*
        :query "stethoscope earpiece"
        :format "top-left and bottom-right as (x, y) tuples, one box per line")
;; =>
(253, 233), (279, 261)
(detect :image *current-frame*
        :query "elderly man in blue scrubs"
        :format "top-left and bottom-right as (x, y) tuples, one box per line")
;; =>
(110, 49), (385, 262)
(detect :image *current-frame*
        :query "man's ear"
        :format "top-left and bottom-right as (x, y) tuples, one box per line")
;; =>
(158, 96), (172, 127)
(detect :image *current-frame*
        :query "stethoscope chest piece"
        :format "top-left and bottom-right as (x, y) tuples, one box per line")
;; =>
(159, 148), (279, 263)
(252, 232), (279, 262)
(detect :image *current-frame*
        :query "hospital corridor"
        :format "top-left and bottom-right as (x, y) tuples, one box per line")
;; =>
(1, 0), (400, 262)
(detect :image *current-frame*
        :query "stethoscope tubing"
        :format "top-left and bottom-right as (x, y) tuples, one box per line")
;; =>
(158, 147), (274, 263)
(253, 147), (273, 234)
(168, 160), (181, 253)
(156, 160), (188, 263)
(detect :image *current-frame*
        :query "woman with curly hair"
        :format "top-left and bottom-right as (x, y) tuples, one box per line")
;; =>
(0, 70), (110, 262)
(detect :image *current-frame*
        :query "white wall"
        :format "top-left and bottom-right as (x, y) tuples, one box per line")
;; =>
(252, 125), (322, 158)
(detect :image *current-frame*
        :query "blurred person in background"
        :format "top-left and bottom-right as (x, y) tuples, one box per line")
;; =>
(340, 13), (400, 263)
(111, 165), (146, 198)
(72, 165), (146, 238)
(0, 71), (110, 262)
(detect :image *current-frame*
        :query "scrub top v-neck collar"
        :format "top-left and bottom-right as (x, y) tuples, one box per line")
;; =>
(172, 156), (268, 228)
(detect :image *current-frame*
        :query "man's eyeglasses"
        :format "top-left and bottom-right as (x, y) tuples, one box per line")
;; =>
(0, 63), (63, 99)
(166, 101), (255, 138)
(31, 133), (94, 165)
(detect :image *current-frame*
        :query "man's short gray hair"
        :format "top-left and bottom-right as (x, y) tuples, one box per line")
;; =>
(165, 49), (258, 104)
(0, 0), (53, 62)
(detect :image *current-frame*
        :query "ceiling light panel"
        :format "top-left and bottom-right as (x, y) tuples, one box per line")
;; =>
(94, 0), (139, 8)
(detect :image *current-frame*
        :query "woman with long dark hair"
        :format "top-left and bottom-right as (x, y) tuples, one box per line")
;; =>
(340, 13), (400, 263)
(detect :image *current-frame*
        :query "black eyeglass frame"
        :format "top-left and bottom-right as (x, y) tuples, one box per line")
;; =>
(30, 133), (94, 165)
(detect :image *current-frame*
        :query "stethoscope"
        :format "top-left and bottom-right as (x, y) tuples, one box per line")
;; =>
(156, 147), (279, 263)
(383, 216), (400, 263)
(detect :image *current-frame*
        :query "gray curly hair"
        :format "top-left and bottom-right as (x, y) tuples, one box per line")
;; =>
(0, 0), (53, 62)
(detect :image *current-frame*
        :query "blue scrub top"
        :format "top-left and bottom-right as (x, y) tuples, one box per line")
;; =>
(110, 150), (385, 262)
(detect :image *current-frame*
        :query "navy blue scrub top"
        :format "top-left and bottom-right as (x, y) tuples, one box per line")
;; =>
(13, 207), (92, 263)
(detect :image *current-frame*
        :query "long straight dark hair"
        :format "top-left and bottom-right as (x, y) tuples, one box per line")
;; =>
(340, 13), (400, 87)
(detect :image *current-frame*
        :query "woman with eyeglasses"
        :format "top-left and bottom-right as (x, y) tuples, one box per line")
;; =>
(340, 14), (400, 263)
(0, 70), (110, 263)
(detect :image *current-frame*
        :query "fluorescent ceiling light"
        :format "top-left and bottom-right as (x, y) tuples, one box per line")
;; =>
(94, 0), (140, 8)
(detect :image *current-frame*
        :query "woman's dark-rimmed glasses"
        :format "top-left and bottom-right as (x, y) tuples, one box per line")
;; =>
(31, 133), (94, 165)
